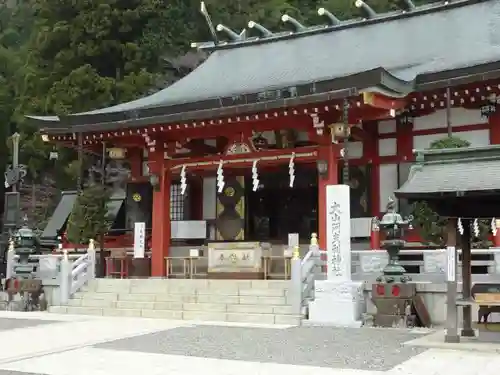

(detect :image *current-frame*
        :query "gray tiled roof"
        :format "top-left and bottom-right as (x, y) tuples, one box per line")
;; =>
(396, 145), (500, 196)
(30, 0), (500, 127)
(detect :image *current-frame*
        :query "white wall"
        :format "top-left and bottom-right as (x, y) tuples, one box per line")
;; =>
(413, 108), (487, 131)
(202, 177), (216, 220)
(378, 164), (398, 212)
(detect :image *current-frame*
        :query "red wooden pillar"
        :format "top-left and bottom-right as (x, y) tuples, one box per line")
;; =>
(363, 121), (380, 216)
(128, 148), (143, 180)
(489, 111), (500, 144)
(149, 147), (171, 277)
(317, 143), (339, 250)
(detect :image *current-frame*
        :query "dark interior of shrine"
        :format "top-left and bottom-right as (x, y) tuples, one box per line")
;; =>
(70, 162), (374, 244)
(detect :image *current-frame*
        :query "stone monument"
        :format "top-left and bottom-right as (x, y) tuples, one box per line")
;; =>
(308, 184), (364, 327)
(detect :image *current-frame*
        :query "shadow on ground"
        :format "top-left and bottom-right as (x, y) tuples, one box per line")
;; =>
(0, 318), (58, 332)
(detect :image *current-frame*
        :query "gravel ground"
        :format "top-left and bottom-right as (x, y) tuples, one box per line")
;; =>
(0, 318), (57, 332)
(96, 325), (428, 371)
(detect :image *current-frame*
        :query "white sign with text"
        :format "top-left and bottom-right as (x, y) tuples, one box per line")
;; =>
(326, 184), (351, 281)
(133, 222), (146, 258)
(446, 246), (456, 282)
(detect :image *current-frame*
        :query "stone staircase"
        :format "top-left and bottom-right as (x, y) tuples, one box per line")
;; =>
(48, 279), (301, 325)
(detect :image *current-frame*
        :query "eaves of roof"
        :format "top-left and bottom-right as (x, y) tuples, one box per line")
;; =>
(28, 0), (500, 133)
(395, 145), (500, 199)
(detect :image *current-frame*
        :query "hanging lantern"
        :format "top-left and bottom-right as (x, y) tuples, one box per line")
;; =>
(328, 123), (350, 144)
(480, 94), (498, 118)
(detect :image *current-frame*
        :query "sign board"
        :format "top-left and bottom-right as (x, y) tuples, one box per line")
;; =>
(423, 250), (447, 273)
(360, 252), (388, 273)
(133, 222), (146, 258)
(326, 184), (351, 282)
(207, 242), (262, 273)
(288, 233), (299, 248)
(446, 246), (456, 282)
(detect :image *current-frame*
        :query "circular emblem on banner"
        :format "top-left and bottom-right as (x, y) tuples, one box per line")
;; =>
(132, 193), (142, 202)
(224, 187), (235, 197)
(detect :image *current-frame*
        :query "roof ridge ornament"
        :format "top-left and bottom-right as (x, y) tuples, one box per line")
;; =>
(200, 1), (218, 44)
(355, 0), (378, 19)
(216, 24), (246, 41)
(281, 14), (306, 31)
(317, 8), (341, 26)
(248, 21), (273, 37)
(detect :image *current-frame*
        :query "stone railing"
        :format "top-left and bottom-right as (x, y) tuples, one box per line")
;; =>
(6, 239), (96, 305)
(289, 245), (500, 319)
(290, 241), (324, 317)
(60, 240), (96, 304)
(352, 249), (500, 282)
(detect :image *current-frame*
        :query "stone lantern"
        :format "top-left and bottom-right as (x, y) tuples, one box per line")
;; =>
(12, 223), (41, 277)
(371, 198), (416, 328)
(376, 197), (413, 284)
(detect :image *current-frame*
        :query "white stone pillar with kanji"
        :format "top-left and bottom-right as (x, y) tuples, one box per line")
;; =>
(308, 184), (364, 327)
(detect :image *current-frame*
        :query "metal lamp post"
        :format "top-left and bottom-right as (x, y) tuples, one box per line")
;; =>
(376, 198), (413, 283)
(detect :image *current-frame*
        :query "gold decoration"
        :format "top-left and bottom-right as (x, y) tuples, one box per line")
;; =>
(108, 148), (126, 159)
(224, 187), (235, 197)
(310, 233), (318, 246)
(132, 193), (142, 202)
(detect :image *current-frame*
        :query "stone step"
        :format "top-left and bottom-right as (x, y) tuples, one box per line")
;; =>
(48, 305), (301, 325)
(83, 279), (290, 295)
(76, 287), (288, 299)
(71, 292), (290, 306)
(67, 298), (295, 314)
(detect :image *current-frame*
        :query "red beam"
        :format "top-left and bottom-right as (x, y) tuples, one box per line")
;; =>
(169, 146), (318, 172)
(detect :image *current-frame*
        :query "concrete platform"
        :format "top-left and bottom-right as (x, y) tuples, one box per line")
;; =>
(404, 330), (500, 353)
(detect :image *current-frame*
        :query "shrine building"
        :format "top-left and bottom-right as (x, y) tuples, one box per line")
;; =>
(30, 0), (500, 276)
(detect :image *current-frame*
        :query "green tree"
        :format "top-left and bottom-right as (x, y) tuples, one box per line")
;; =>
(66, 184), (111, 276)
(23, 0), (173, 115)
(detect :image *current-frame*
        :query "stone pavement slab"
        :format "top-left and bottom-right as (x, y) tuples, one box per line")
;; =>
(405, 330), (500, 353)
(96, 325), (426, 371)
(0, 312), (497, 375)
(0, 347), (380, 375)
(0, 312), (193, 364)
(4, 346), (500, 375)
(387, 348), (500, 375)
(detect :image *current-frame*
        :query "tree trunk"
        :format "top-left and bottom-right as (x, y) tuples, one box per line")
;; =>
(98, 233), (106, 277)
(31, 183), (36, 226)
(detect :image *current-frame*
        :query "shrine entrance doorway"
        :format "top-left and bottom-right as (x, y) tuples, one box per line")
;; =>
(246, 166), (318, 243)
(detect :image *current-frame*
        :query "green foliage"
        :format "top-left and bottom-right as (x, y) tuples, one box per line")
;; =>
(429, 135), (471, 149)
(411, 135), (485, 246)
(66, 184), (111, 245)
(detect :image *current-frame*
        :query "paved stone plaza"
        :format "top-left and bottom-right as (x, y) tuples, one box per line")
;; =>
(0, 311), (496, 375)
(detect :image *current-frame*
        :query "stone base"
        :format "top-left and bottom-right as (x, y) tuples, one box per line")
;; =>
(308, 280), (364, 327)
